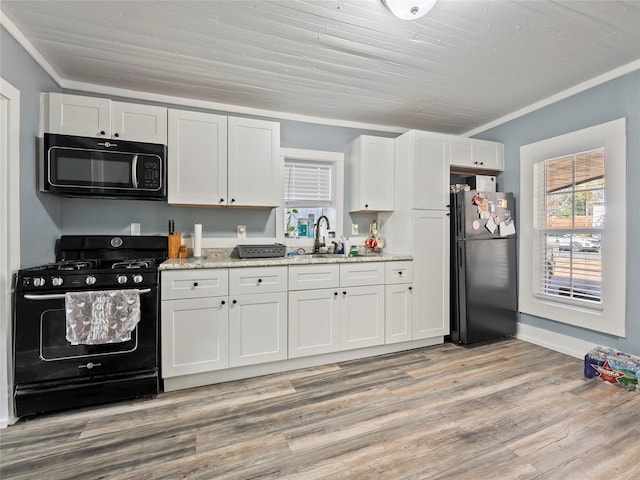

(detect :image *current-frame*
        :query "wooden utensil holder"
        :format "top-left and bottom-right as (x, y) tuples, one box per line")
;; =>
(168, 232), (181, 258)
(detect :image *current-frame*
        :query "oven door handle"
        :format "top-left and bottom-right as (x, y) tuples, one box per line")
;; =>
(24, 288), (152, 301)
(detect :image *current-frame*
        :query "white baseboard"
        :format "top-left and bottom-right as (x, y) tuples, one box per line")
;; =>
(516, 322), (599, 359)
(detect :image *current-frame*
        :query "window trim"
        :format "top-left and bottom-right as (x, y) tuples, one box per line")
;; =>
(519, 118), (626, 337)
(278, 148), (344, 247)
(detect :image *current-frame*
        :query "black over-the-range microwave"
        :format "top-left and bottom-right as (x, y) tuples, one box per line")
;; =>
(40, 133), (167, 200)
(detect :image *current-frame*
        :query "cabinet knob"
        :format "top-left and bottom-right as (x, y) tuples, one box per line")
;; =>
(193, 282), (198, 287)
(220, 198), (224, 203)
(364, 204), (369, 208)
(99, 130), (106, 136)
(230, 198), (236, 203)
(114, 132), (120, 138)
(257, 278), (262, 283)
(342, 291), (347, 295)
(446, 213), (451, 216)
(232, 299), (237, 304)
(221, 300), (226, 305)
(398, 271), (403, 276)
(480, 161), (484, 165)
(334, 292), (338, 296)
(408, 286), (413, 291)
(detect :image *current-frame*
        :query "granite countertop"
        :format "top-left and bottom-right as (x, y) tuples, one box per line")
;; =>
(160, 249), (412, 270)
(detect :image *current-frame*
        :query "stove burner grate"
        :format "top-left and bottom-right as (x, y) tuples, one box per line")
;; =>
(111, 259), (157, 270)
(57, 260), (101, 271)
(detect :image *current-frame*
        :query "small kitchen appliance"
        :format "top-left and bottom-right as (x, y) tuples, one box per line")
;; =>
(12, 235), (167, 416)
(41, 133), (167, 200)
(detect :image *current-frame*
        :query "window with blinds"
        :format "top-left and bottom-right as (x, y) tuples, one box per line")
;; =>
(284, 162), (332, 204)
(283, 160), (335, 238)
(534, 148), (604, 307)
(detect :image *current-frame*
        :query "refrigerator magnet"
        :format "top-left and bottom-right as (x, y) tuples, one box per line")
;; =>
(485, 215), (498, 234)
(472, 220), (481, 230)
(499, 220), (516, 237)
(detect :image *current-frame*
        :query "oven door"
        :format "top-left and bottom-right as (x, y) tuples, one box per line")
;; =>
(14, 287), (159, 384)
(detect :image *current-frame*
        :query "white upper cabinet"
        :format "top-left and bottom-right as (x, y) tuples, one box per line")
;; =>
(168, 110), (228, 205)
(110, 101), (168, 144)
(227, 117), (281, 207)
(347, 135), (394, 212)
(449, 136), (504, 173)
(47, 93), (167, 143)
(394, 130), (450, 211)
(168, 111), (281, 207)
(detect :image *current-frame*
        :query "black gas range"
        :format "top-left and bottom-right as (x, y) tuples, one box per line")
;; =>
(13, 235), (167, 417)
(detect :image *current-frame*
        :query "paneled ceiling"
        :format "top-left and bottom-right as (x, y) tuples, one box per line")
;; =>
(2, 0), (639, 134)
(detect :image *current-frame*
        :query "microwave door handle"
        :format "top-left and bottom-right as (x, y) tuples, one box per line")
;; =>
(132, 155), (139, 188)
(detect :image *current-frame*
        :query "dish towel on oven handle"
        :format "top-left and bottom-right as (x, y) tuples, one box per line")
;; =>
(65, 289), (141, 345)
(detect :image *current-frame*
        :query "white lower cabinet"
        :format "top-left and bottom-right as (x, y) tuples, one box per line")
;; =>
(339, 285), (385, 350)
(161, 297), (229, 377)
(229, 292), (288, 367)
(162, 260), (434, 386)
(384, 261), (414, 344)
(161, 268), (230, 378)
(385, 284), (413, 344)
(288, 288), (340, 358)
(288, 263), (385, 358)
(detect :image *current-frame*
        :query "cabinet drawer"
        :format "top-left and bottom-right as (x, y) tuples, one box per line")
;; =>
(385, 261), (413, 284)
(288, 264), (340, 291)
(161, 269), (228, 300)
(339, 262), (385, 287)
(229, 266), (288, 295)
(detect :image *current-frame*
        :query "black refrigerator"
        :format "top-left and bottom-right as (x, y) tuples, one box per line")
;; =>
(450, 190), (518, 344)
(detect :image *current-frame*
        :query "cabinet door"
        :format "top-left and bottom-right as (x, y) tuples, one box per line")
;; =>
(385, 284), (413, 344)
(412, 210), (450, 339)
(167, 109), (227, 205)
(339, 285), (385, 350)
(411, 131), (450, 210)
(48, 93), (111, 138)
(227, 117), (281, 207)
(161, 297), (229, 377)
(229, 266), (287, 295)
(161, 269), (228, 300)
(348, 135), (394, 212)
(340, 262), (385, 287)
(229, 292), (287, 367)
(473, 140), (504, 172)
(449, 137), (474, 169)
(111, 102), (167, 143)
(289, 289), (340, 358)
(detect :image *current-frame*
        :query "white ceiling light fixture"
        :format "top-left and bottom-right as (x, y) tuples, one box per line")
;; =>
(382, 0), (437, 20)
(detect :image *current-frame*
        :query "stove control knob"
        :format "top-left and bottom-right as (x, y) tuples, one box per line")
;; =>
(117, 275), (128, 285)
(33, 277), (45, 287)
(132, 274), (143, 284)
(52, 277), (64, 287)
(86, 275), (97, 286)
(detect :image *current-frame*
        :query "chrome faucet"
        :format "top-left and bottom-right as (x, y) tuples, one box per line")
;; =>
(314, 216), (330, 253)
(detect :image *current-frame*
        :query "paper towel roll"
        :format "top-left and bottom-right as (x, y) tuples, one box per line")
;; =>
(193, 223), (202, 257)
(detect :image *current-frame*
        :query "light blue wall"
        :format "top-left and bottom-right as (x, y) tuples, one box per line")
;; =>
(475, 70), (640, 356)
(2, 26), (394, 268)
(1, 28), (60, 266)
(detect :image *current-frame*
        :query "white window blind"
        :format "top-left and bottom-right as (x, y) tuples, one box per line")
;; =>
(534, 148), (604, 307)
(284, 161), (332, 204)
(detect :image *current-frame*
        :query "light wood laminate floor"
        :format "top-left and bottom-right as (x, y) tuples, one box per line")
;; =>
(1, 339), (639, 479)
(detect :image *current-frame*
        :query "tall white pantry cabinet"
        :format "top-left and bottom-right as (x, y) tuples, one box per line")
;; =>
(379, 130), (451, 340)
